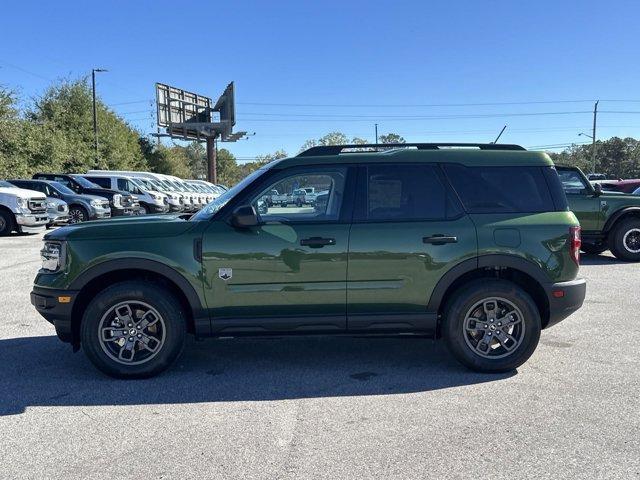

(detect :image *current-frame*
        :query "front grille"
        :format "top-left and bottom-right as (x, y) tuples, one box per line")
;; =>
(28, 199), (47, 213)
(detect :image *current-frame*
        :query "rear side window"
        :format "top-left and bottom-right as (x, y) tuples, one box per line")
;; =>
(356, 164), (462, 221)
(86, 177), (111, 189)
(443, 164), (555, 214)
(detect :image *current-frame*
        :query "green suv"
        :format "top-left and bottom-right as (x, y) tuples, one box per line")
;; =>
(557, 166), (640, 261)
(31, 143), (586, 378)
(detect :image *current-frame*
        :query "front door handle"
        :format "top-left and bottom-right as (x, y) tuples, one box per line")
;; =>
(300, 237), (336, 248)
(423, 234), (458, 245)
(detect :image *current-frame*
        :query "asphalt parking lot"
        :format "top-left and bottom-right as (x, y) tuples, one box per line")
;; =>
(1, 231), (638, 480)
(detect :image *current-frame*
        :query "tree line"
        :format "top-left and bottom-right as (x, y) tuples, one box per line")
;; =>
(2, 79), (639, 185)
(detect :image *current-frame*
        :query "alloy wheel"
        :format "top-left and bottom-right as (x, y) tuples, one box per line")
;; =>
(623, 228), (640, 253)
(98, 301), (166, 365)
(463, 297), (526, 359)
(69, 208), (86, 224)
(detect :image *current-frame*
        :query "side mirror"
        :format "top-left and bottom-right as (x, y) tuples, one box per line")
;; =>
(593, 183), (602, 196)
(230, 205), (259, 228)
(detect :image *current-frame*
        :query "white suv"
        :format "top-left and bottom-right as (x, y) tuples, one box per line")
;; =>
(0, 180), (49, 235)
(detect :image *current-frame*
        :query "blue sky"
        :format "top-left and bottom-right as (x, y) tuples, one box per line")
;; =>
(1, 0), (640, 161)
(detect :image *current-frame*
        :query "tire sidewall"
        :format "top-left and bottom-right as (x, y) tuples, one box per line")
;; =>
(443, 279), (541, 373)
(0, 211), (14, 236)
(80, 281), (186, 379)
(610, 218), (640, 262)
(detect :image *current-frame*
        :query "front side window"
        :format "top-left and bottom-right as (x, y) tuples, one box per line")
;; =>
(358, 164), (459, 221)
(87, 177), (112, 189)
(444, 164), (555, 214)
(556, 168), (590, 195)
(251, 168), (347, 223)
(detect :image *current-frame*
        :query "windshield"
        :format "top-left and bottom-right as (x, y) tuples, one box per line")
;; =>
(50, 181), (75, 195)
(71, 175), (101, 189)
(191, 167), (268, 221)
(0, 180), (15, 188)
(130, 178), (149, 191)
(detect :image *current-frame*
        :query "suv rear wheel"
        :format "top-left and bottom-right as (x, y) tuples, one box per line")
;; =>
(609, 218), (640, 261)
(442, 279), (541, 373)
(80, 281), (186, 378)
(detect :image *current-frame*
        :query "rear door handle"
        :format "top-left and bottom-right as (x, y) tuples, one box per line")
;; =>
(423, 234), (458, 245)
(300, 237), (336, 248)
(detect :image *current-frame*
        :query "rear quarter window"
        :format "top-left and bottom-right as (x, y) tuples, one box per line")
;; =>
(443, 164), (556, 214)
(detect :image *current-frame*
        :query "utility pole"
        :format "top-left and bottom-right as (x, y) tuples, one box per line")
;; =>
(375, 123), (378, 151)
(591, 100), (599, 174)
(91, 68), (107, 168)
(206, 136), (217, 184)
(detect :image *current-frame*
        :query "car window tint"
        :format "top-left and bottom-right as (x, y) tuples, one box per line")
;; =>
(444, 164), (554, 214)
(251, 169), (347, 222)
(87, 177), (111, 189)
(361, 164), (457, 221)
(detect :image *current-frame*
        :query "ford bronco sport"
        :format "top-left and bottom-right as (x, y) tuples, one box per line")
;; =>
(31, 143), (586, 378)
(557, 166), (640, 261)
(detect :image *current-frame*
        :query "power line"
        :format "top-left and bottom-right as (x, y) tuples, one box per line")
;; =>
(237, 99), (599, 108)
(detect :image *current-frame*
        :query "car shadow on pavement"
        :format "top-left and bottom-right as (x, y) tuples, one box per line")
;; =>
(0, 335), (515, 416)
(580, 254), (628, 266)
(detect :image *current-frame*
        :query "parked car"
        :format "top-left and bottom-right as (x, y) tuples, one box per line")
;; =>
(598, 179), (640, 194)
(83, 173), (169, 215)
(32, 173), (137, 218)
(44, 197), (70, 228)
(0, 180), (48, 235)
(32, 142), (586, 378)
(557, 166), (640, 260)
(8, 179), (111, 224)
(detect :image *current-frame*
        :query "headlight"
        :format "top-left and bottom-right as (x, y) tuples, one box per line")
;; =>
(40, 241), (64, 272)
(112, 194), (122, 207)
(151, 193), (161, 200)
(90, 199), (103, 207)
(17, 198), (28, 209)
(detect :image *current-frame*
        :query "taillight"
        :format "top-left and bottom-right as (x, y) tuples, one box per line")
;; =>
(569, 226), (581, 265)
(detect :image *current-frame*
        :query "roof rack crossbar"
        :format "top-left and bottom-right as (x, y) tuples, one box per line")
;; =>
(297, 143), (526, 157)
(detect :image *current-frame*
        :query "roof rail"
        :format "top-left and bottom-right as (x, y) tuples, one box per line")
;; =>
(297, 142), (526, 157)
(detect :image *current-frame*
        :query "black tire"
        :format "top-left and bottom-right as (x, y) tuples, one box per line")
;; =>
(581, 243), (607, 255)
(0, 210), (15, 236)
(138, 204), (149, 215)
(80, 281), (187, 379)
(69, 205), (89, 224)
(609, 218), (640, 262)
(442, 279), (541, 373)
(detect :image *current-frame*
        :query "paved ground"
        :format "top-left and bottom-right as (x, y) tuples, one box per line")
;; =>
(0, 231), (638, 480)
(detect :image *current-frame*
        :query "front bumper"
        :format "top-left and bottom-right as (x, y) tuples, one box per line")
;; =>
(110, 206), (135, 217)
(15, 212), (48, 231)
(544, 278), (586, 328)
(31, 286), (79, 343)
(149, 204), (170, 214)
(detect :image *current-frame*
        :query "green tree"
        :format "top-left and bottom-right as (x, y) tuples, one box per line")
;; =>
(28, 78), (147, 173)
(379, 132), (406, 144)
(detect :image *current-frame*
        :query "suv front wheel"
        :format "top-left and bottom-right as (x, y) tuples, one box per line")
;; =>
(80, 281), (186, 378)
(442, 279), (541, 373)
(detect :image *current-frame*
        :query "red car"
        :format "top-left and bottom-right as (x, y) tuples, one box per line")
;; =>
(599, 179), (640, 193)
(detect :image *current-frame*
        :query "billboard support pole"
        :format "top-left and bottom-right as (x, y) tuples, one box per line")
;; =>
(207, 136), (217, 184)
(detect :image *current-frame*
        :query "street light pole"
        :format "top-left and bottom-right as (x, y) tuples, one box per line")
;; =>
(591, 100), (599, 174)
(91, 68), (107, 168)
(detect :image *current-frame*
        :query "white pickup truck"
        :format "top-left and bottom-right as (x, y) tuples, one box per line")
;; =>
(0, 180), (49, 235)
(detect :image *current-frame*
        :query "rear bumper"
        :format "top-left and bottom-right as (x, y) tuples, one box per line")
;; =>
(544, 278), (586, 328)
(30, 286), (78, 343)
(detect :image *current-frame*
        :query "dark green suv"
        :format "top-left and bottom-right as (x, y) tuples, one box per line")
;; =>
(31, 143), (586, 378)
(557, 166), (640, 261)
